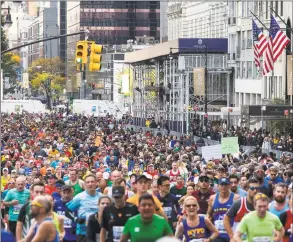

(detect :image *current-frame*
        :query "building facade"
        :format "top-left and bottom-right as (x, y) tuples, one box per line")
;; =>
(66, 1), (161, 99)
(228, 1), (292, 127)
(27, 2), (59, 66)
(166, 1), (293, 128)
(167, 2), (228, 41)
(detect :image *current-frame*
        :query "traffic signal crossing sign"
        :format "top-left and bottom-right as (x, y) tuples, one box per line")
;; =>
(89, 44), (103, 72)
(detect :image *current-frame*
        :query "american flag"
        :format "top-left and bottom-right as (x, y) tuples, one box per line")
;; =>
(270, 15), (290, 62)
(252, 19), (267, 56)
(262, 36), (274, 75)
(253, 43), (260, 68)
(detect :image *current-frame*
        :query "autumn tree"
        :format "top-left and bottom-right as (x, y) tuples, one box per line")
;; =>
(1, 14), (21, 84)
(28, 57), (66, 109)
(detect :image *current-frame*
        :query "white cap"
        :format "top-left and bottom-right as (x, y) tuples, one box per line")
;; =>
(103, 172), (110, 180)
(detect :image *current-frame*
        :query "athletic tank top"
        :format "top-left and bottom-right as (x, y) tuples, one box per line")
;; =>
(183, 216), (209, 242)
(269, 201), (289, 218)
(33, 218), (59, 242)
(52, 212), (60, 234)
(71, 181), (83, 196)
(212, 192), (234, 239)
(169, 170), (180, 183)
(233, 197), (251, 232)
(283, 210), (293, 242)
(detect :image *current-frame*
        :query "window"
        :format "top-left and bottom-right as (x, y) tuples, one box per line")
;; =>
(266, 1), (269, 19)
(253, 62), (259, 79)
(254, 1), (258, 15)
(242, 31), (246, 49)
(275, 1), (278, 15)
(247, 61), (252, 78)
(242, 61), (247, 78)
(236, 62), (241, 78)
(247, 30), (252, 48)
(281, 1), (283, 16)
(279, 76), (282, 98)
(264, 77), (267, 98)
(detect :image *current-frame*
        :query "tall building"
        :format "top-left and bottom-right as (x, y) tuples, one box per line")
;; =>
(228, 1), (292, 122)
(58, 1), (67, 63)
(66, 1), (161, 99)
(167, 2), (228, 40)
(27, 2), (59, 66)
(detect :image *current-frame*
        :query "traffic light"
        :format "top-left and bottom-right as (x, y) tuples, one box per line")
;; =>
(75, 41), (88, 64)
(89, 44), (103, 72)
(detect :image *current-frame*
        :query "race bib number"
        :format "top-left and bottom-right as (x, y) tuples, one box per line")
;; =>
(190, 240), (203, 242)
(252, 237), (271, 242)
(163, 207), (172, 218)
(113, 226), (124, 242)
(13, 204), (23, 215)
(215, 220), (226, 234)
(96, 233), (100, 242)
(64, 217), (72, 228)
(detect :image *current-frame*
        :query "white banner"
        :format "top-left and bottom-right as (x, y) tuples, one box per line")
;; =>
(202, 144), (222, 161)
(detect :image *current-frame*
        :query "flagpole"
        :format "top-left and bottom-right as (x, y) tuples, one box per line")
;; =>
(270, 8), (274, 99)
(250, 11), (270, 31)
(270, 6), (293, 104)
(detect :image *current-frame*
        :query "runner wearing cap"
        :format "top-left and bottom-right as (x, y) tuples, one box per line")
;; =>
(126, 174), (167, 219)
(234, 193), (284, 242)
(192, 174), (215, 215)
(223, 177), (260, 240)
(2, 167), (10, 189)
(100, 186), (138, 242)
(207, 177), (239, 242)
(53, 185), (76, 242)
(45, 174), (58, 195)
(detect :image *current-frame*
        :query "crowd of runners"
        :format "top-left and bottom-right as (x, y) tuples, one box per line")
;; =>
(0, 112), (293, 242)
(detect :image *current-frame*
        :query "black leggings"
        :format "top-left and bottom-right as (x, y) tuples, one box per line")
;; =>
(8, 220), (17, 236)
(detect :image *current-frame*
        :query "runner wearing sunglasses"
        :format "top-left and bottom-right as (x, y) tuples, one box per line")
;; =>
(223, 178), (260, 241)
(175, 196), (219, 242)
(207, 177), (240, 242)
(192, 174), (214, 215)
(234, 193), (284, 242)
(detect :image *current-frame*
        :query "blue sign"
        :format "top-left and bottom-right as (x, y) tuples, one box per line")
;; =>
(15, 68), (22, 82)
(178, 38), (228, 53)
(92, 106), (96, 112)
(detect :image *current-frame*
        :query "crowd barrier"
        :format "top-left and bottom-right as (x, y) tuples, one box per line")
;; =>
(125, 125), (293, 159)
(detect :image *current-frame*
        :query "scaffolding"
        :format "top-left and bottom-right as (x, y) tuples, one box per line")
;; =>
(132, 53), (233, 133)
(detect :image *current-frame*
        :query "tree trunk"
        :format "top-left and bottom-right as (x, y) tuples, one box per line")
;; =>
(45, 89), (51, 110)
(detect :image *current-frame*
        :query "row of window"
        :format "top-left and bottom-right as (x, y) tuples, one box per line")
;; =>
(263, 76), (283, 99)
(80, 12), (160, 19)
(236, 61), (260, 79)
(90, 35), (159, 45)
(229, 1), (283, 19)
(81, 1), (160, 9)
(80, 20), (159, 27)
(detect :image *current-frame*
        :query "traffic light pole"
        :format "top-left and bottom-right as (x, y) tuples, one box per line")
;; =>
(83, 67), (86, 99)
